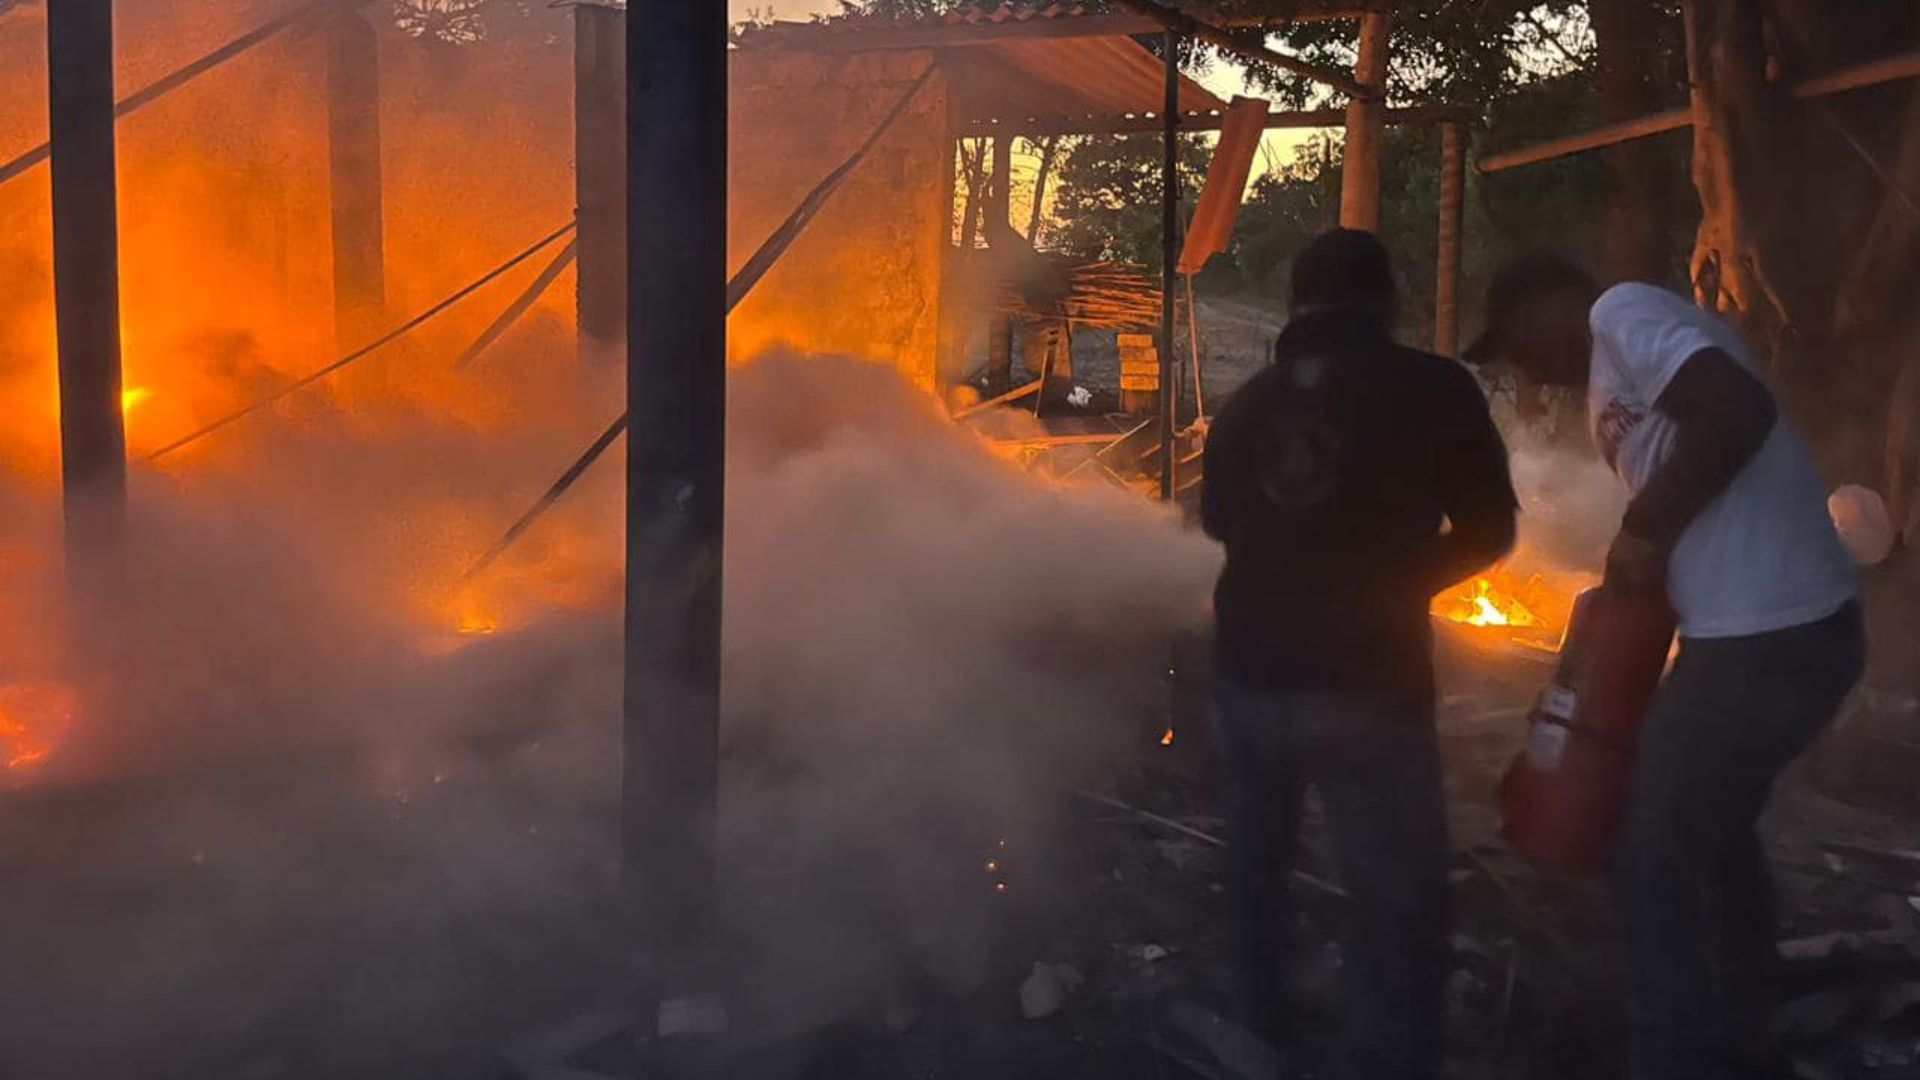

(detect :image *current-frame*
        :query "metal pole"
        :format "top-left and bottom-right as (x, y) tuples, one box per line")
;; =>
(48, 0), (128, 561)
(575, 3), (626, 351)
(625, 0), (726, 949)
(1160, 30), (1179, 501)
(1339, 11), (1390, 231)
(986, 134), (1014, 396)
(1435, 121), (1465, 355)
(326, 6), (386, 352)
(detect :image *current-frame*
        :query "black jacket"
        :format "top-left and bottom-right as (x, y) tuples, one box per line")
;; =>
(1201, 309), (1518, 697)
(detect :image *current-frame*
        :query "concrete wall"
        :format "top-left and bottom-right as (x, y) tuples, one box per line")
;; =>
(729, 49), (949, 393)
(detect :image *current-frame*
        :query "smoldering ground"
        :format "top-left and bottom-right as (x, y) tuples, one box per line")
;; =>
(0, 350), (1219, 1078)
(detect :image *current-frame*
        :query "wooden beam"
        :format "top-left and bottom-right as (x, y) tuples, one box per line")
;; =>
(47, 0), (127, 554)
(1434, 121), (1465, 355)
(1477, 106), (1690, 173)
(974, 103), (1469, 137)
(1339, 11), (1390, 230)
(625, 0), (726, 949)
(575, 2), (626, 348)
(1, 0), (375, 189)
(731, 4), (1394, 53)
(1479, 48), (1920, 174)
(735, 13), (1166, 51)
(1106, 0), (1369, 98)
(326, 6), (387, 351)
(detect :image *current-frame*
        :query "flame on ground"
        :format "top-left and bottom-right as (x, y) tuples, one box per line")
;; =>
(0, 684), (79, 771)
(1433, 565), (1586, 652)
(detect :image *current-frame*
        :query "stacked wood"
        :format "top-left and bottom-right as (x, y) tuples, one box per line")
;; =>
(985, 256), (1167, 329)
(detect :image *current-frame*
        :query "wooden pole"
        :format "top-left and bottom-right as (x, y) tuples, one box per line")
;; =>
(1435, 121), (1465, 355)
(47, 0), (127, 558)
(326, 6), (386, 351)
(625, 0), (726, 951)
(985, 134), (1014, 396)
(1339, 11), (1389, 231)
(1160, 30), (1179, 501)
(575, 3), (626, 351)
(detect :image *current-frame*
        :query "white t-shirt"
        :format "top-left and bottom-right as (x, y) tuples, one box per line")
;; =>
(1587, 283), (1857, 639)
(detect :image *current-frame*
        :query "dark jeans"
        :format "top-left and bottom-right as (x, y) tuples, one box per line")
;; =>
(1614, 602), (1865, 1080)
(1213, 677), (1450, 1080)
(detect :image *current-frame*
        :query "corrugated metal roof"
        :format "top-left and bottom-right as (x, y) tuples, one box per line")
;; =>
(733, 5), (1226, 128)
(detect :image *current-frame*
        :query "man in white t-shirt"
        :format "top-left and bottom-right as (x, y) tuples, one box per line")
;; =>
(1465, 255), (1864, 1080)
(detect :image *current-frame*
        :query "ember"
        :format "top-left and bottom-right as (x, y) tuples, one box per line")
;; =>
(0, 683), (77, 771)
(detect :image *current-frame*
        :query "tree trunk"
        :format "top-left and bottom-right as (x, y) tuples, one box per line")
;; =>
(1682, 0), (1794, 342)
(1591, 0), (1673, 283)
(1026, 135), (1060, 243)
(959, 138), (986, 250)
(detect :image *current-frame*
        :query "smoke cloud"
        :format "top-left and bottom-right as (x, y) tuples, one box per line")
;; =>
(0, 348), (1219, 1078)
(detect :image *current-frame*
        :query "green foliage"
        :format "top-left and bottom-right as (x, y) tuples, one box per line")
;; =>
(1047, 134), (1214, 272)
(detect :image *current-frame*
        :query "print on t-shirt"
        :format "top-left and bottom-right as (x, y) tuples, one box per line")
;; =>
(1594, 397), (1644, 469)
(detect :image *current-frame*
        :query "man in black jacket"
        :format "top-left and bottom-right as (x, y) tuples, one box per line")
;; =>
(1202, 229), (1517, 1080)
(1465, 254), (1862, 1080)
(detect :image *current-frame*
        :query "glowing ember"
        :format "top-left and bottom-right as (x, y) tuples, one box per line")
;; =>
(0, 684), (79, 771)
(456, 608), (499, 637)
(1160, 728), (1175, 746)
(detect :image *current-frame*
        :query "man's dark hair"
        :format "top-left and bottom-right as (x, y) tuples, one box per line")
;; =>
(1462, 252), (1601, 364)
(1289, 228), (1396, 317)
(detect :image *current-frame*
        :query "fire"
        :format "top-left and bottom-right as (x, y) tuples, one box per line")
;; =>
(1160, 728), (1175, 746)
(0, 684), (79, 771)
(1444, 577), (1539, 629)
(120, 386), (153, 415)
(1433, 564), (1588, 654)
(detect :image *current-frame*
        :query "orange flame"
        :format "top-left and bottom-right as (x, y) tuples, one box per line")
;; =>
(0, 684), (79, 771)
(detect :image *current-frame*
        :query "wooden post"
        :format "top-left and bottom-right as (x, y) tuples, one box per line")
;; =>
(1160, 30), (1179, 500)
(985, 134), (1014, 396)
(1338, 12), (1389, 231)
(1434, 121), (1465, 355)
(47, 0), (127, 557)
(625, 0), (726, 952)
(326, 6), (386, 350)
(575, 3), (625, 350)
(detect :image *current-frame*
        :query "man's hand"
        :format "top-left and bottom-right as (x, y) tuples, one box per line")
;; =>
(1605, 531), (1667, 593)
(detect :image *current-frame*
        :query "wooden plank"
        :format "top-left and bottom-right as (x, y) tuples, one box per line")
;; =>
(1479, 49), (1920, 174)
(980, 103), (1468, 137)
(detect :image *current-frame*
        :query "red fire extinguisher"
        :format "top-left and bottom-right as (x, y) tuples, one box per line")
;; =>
(1500, 586), (1676, 876)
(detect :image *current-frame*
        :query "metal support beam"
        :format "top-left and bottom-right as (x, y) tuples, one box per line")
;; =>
(48, 0), (127, 558)
(985, 135), (1014, 396)
(1339, 11), (1390, 230)
(1434, 122), (1465, 356)
(575, 3), (626, 350)
(1160, 30), (1179, 501)
(625, 0), (726, 952)
(326, 6), (387, 351)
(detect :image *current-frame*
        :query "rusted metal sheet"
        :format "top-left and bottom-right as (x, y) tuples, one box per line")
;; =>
(1177, 96), (1270, 276)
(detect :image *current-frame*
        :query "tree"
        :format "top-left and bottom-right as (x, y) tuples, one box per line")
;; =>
(1047, 134), (1213, 271)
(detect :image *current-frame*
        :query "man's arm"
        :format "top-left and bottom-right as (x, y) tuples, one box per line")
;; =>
(1426, 370), (1519, 593)
(1608, 348), (1776, 586)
